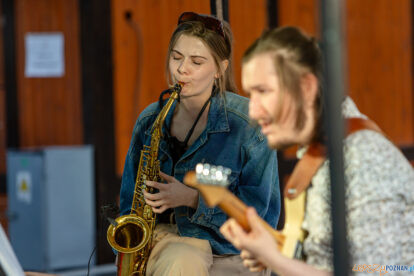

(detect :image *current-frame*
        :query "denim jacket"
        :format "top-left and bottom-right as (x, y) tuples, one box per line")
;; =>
(120, 91), (280, 254)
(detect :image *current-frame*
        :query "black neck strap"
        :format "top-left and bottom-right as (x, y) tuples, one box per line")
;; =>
(164, 94), (213, 165)
(161, 87), (218, 164)
(182, 94), (212, 146)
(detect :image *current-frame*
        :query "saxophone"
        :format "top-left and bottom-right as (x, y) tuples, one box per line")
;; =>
(107, 83), (182, 276)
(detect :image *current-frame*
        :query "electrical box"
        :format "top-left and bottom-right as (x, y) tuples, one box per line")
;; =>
(6, 146), (95, 272)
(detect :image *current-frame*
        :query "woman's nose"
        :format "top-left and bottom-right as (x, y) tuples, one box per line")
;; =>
(177, 59), (189, 74)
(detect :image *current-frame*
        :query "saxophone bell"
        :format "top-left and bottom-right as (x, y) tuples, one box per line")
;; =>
(107, 215), (150, 253)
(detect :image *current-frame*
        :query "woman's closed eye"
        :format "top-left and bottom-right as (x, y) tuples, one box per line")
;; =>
(171, 55), (203, 65)
(192, 58), (204, 65)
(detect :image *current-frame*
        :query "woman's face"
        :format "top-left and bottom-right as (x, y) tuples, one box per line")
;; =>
(169, 34), (218, 99)
(242, 53), (315, 149)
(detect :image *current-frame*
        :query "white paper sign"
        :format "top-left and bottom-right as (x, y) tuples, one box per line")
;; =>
(25, 32), (65, 77)
(16, 171), (32, 204)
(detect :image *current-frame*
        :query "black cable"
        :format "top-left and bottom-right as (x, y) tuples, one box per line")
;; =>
(86, 245), (97, 276)
(86, 203), (119, 276)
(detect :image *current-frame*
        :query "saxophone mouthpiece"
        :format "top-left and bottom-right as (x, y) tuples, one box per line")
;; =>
(172, 83), (182, 102)
(175, 82), (183, 92)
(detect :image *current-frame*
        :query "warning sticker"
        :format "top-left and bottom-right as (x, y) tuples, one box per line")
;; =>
(16, 171), (32, 204)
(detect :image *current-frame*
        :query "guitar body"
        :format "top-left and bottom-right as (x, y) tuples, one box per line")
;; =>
(281, 192), (306, 259)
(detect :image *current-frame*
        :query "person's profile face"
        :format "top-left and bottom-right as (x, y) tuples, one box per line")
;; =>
(169, 34), (218, 99)
(242, 53), (299, 149)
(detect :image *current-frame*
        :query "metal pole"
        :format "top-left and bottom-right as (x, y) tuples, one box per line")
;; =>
(266, 0), (278, 29)
(2, 0), (19, 149)
(210, 0), (229, 22)
(320, 0), (349, 275)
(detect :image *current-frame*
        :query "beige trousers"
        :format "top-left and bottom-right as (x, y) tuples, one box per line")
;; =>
(146, 224), (270, 276)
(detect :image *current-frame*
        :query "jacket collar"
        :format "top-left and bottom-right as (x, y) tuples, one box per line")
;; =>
(145, 93), (230, 164)
(206, 93), (230, 133)
(145, 93), (230, 137)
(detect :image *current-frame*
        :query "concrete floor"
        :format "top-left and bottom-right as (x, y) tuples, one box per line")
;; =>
(57, 264), (116, 276)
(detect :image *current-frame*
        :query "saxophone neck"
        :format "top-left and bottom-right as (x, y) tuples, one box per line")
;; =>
(151, 84), (182, 135)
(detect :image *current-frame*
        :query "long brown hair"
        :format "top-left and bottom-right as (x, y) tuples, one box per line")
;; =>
(243, 26), (324, 142)
(165, 15), (237, 94)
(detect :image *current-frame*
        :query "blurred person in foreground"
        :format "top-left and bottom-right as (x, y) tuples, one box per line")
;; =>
(220, 26), (414, 275)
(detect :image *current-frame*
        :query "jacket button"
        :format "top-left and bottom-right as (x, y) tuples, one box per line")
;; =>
(198, 214), (204, 222)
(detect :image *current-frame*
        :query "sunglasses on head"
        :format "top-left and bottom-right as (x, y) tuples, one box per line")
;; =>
(178, 11), (225, 39)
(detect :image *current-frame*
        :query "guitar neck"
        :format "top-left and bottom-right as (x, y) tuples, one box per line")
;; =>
(218, 192), (285, 248)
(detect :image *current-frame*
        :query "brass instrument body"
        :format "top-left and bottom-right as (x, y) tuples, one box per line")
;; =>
(107, 84), (181, 276)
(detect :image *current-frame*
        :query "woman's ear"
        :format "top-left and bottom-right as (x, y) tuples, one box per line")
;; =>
(215, 59), (229, 78)
(301, 73), (318, 107)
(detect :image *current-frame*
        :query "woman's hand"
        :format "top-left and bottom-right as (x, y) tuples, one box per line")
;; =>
(220, 207), (281, 271)
(143, 171), (199, 213)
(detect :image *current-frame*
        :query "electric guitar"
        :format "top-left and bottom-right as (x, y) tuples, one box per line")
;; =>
(183, 163), (306, 259)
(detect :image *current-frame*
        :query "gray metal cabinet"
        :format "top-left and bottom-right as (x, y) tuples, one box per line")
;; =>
(7, 146), (95, 272)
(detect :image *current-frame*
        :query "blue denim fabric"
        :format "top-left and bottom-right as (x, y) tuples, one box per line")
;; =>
(120, 91), (280, 254)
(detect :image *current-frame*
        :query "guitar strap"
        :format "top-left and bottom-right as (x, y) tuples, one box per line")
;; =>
(284, 117), (383, 199)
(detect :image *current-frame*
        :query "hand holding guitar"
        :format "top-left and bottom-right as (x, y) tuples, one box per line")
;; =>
(183, 164), (284, 247)
(183, 163), (312, 274)
(183, 164), (285, 272)
(220, 207), (280, 272)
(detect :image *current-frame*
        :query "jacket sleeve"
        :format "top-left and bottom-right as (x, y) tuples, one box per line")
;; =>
(236, 130), (280, 227)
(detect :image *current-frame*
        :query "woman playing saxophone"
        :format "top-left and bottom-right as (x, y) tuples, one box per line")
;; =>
(119, 12), (280, 276)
